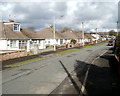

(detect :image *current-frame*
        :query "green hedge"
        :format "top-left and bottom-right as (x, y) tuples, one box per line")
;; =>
(114, 33), (120, 56)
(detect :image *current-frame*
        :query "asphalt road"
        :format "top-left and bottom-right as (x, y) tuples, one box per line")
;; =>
(2, 43), (111, 94)
(50, 47), (120, 96)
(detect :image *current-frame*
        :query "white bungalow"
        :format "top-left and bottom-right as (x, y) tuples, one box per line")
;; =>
(0, 21), (45, 52)
(36, 27), (65, 47)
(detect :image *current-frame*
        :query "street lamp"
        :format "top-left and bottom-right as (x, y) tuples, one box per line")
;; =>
(53, 15), (64, 51)
(53, 16), (56, 51)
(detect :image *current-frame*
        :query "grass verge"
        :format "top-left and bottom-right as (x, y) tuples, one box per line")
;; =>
(84, 42), (107, 48)
(55, 42), (107, 55)
(55, 48), (80, 55)
(4, 57), (44, 68)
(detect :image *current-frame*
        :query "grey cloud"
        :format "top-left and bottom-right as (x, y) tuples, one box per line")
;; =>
(74, 2), (117, 30)
(1, 1), (118, 32)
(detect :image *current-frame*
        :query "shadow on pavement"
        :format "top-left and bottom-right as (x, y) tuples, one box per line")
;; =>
(74, 52), (120, 96)
(50, 48), (120, 96)
(100, 54), (119, 76)
(59, 60), (81, 94)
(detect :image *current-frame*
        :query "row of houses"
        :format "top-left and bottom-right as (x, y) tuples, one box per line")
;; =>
(0, 20), (108, 53)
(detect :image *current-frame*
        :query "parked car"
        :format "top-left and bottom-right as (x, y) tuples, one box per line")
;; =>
(108, 40), (114, 46)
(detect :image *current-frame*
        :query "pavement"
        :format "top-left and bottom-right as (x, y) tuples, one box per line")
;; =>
(1, 43), (115, 95)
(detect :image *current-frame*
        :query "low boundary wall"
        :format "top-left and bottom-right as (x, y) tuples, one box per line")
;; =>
(0, 50), (27, 61)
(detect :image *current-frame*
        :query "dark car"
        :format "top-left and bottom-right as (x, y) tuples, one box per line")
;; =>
(108, 40), (114, 46)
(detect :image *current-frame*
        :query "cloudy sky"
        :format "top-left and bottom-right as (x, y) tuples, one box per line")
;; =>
(0, 0), (119, 32)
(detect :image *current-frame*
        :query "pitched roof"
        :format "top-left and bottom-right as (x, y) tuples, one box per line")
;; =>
(36, 27), (64, 39)
(0, 22), (29, 39)
(0, 22), (45, 40)
(59, 29), (83, 39)
(84, 33), (93, 39)
(20, 27), (43, 39)
(74, 31), (83, 39)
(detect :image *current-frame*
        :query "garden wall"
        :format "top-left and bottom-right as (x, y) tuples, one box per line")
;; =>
(0, 50), (27, 61)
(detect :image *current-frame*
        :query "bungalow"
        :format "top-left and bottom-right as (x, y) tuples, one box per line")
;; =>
(20, 27), (46, 50)
(0, 21), (45, 52)
(59, 29), (77, 44)
(84, 33), (94, 44)
(73, 31), (84, 44)
(90, 33), (100, 43)
(36, 27), (65, 47)
(59, 29), (86, 46)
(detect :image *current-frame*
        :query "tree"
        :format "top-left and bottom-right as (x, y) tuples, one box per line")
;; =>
(61, 27), (72, 33)
(109, 30), (117, 36)
(70, 39), (77, 44)
(114, 33), (120, 56)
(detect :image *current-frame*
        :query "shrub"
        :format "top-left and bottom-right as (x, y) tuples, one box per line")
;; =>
(70, 39), (77, 44)
(114, 34), (120, 56)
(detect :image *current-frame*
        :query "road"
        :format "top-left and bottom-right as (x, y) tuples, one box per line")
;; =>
(51, 47), (120, 96)
(2, 43), (111, 94)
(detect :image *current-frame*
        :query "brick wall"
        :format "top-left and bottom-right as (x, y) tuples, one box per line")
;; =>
(0, 51), (27, 61)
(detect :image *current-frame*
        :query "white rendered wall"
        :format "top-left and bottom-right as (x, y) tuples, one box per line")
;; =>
(0, 40), (8, 50)
(39, 40), (46, 49)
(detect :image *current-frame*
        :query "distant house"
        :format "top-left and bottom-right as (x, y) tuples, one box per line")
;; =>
(73, 31), (84, 44)
(36, 27), (65, 47)
(20, 27), (46, 50)
(0, 21), (45, 52)
(90, 33), (100, 43)
(59, 29), (77, 44)
(36, 28), (85, 48)
(59, 29), (85, 46)
(84, 33), (93, 44)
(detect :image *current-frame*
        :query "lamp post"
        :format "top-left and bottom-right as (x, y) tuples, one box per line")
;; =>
(53, 15), (64, 51)
(82, 22), (85, 46)
(53, 16), (56, 51)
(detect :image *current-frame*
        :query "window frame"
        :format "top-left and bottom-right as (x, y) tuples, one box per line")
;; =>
(10, 40), (17, 48)
(13, 24), (20, 31)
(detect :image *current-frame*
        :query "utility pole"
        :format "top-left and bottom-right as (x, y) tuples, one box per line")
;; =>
(53, 16), (56, 51)
(82, 22), (84, 46)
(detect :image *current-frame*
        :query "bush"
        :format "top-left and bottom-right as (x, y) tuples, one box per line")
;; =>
(70, 39), (77, 44)
(114, 34), (120, 56)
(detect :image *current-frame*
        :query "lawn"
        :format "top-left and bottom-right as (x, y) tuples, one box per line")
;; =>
(85, 42), (107, 48)
(55, 48), (80, 55)
(55, 42), (107, 55)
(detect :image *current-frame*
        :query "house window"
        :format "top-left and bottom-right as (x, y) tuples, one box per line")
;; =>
(48, 41), (50, 44)
(56, 39), (58, 42)
(60, 39), (63, 45)
(13, 24), (20, 31)
(10, 40), (17, 47)
(19, 40), (27, 49)
(65, 39), (67, 42)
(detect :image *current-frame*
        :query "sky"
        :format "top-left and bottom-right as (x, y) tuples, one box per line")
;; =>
(0, 0), (119, 32)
